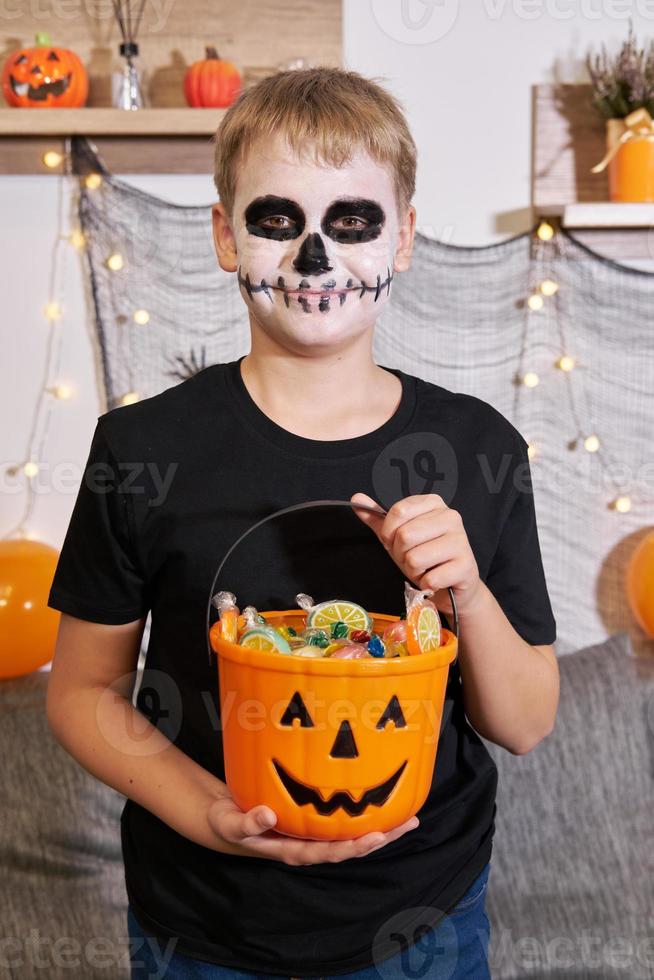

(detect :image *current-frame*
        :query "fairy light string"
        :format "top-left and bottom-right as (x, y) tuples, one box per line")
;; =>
(527, 220), (633, 513)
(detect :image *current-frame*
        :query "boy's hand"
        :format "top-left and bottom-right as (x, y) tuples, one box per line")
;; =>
(350, 491), (482, 617)
(206, 794), (419, 865)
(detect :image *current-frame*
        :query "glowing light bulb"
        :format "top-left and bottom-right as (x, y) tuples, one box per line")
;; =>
(536, 221), (554, 241)
(43, 300), (63, 321)
(68, 228), (86, 249)
(539, 278), (559, 296)
(120, 392), (140, 405)
(43, 150), (63, 168)
(84, 173), (103, 190)
(106, 252), (124, 271)
(557, 355), (575, 372)
(49, 384), (73, 400)
(133, 309), (150, 325)
(527, 443), (537, 460)
(23, 462), (39, 478)
(610, 495), (632, 513)
(527, 293), (544, 311)
(584, 434), (600, 453)
(523, 372), (539, 388)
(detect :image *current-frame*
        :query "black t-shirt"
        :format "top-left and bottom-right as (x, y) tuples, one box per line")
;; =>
(47, 355), (556, 977)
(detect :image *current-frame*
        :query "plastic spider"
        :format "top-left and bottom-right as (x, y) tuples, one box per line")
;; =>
(166, 345), (209, 381)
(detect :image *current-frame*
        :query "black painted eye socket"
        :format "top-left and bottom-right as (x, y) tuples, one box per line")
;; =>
(47, 51), (60, 61)
(322, 198), (385, 244)
(15, 54), (28, 65)
(280, 691), (314, 728)
(244, 195), (305, 241)
(376, 695), (406, 729)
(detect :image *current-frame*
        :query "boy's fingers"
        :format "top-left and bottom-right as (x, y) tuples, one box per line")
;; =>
(212, 802), (277, 843)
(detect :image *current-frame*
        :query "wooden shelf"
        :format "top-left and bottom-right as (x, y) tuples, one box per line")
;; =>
(0, 108), (228, 174)
(0, 108), (225, 136)
(538, 202), (654, 228)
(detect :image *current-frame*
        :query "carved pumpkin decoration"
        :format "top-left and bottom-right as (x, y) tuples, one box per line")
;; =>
(211, 609), (457, 840)
(1, 32), (88, 109)
(183, 47), (241, 108)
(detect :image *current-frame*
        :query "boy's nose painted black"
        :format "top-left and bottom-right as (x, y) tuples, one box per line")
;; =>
(293, 232), (333, 276)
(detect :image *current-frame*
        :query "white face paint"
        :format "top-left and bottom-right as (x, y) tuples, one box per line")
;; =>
(230, 133), (401, 348)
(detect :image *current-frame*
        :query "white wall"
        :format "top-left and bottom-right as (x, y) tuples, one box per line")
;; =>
(1, 2), (649, 547)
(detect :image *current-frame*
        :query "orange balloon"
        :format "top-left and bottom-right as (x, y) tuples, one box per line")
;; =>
(0, 539), (61, 679)
(626, 530), (654, 639)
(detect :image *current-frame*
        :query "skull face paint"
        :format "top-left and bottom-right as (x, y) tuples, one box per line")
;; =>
(230, 134), (402, 346)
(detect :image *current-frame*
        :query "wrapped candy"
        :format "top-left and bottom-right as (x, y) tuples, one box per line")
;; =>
(240, 605), (266, 636)
(211, 587), (437, 660)
(404, 581), (442, 655)
(302, 627), (331, 648)
(295, 593), (373, 636)
(367, 634), (385, 658)
(212, 590), (240, 643)
(293, 644), (328, 658)
(239, 621), (292, 654)
(328, 642), (370, 660)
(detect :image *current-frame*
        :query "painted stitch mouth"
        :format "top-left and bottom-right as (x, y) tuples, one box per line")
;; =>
(236, 267), (394, 314)
(272, 758), (407, 816)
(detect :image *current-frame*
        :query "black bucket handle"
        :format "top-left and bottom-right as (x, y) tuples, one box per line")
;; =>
(205, 499), (459, 666)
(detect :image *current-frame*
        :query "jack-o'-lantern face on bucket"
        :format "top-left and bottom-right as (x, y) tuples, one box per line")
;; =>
(213, 612), (456, 841)
(272, 690), (409, 817)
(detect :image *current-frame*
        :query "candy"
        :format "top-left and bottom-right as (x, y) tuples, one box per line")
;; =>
(330, 620), (350, 639)
(404, 582), (442, 656)
(328, 642), (371, 660)
(239, 625), (292, 654)
(323, 640), (350, 657)
(293, 644), (327, 658)
(297, 593), (373, 635)
(367, 634), (385, 658)
(211, 584), (440, 661)
(382, 620), (407, 644)
(278, 625), (298, 640)
(212, 590), (240, 643)
(302, 627), (331, 648)
(241, 605), (266, 631)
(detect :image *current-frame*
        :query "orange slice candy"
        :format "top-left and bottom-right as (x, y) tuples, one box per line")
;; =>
(406, 601), (442, 656)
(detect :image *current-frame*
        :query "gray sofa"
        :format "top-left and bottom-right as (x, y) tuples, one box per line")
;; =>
(1, 632), (652, 980)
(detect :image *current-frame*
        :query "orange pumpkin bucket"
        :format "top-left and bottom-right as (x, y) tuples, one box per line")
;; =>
(206, 500), (459, 841)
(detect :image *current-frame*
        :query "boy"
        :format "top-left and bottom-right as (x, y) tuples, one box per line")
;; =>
(46, 67), (558, 979)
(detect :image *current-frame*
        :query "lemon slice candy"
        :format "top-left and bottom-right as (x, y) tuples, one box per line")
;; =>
(239, 625), (292, 654)
(307, 600), (373, 635)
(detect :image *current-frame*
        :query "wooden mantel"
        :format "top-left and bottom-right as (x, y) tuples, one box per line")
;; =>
(0, 108), (226, 173)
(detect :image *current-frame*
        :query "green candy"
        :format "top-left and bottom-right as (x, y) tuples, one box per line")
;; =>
(330, 620), (349, 639)
(305, 628), (331, 648)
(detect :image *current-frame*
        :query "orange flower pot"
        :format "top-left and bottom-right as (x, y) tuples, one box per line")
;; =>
(605, 117), (654, 202)
(206, 499), (459, 841)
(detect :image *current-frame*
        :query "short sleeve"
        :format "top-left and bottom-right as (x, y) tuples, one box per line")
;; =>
(47, 420), (150, 625)
(484, 436), (556, 646)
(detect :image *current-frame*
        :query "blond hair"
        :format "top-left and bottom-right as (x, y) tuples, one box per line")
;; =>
(213, 66), (417, 220)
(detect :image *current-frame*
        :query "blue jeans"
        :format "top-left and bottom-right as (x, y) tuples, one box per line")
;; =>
(128, 862), (491, 980)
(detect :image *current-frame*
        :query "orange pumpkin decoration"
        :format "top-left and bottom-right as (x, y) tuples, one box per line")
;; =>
(626, 530), (654, 638)
(183, 47), (241, 108)
(210, 609), (457, 840)
(1, 32), (88, 109)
